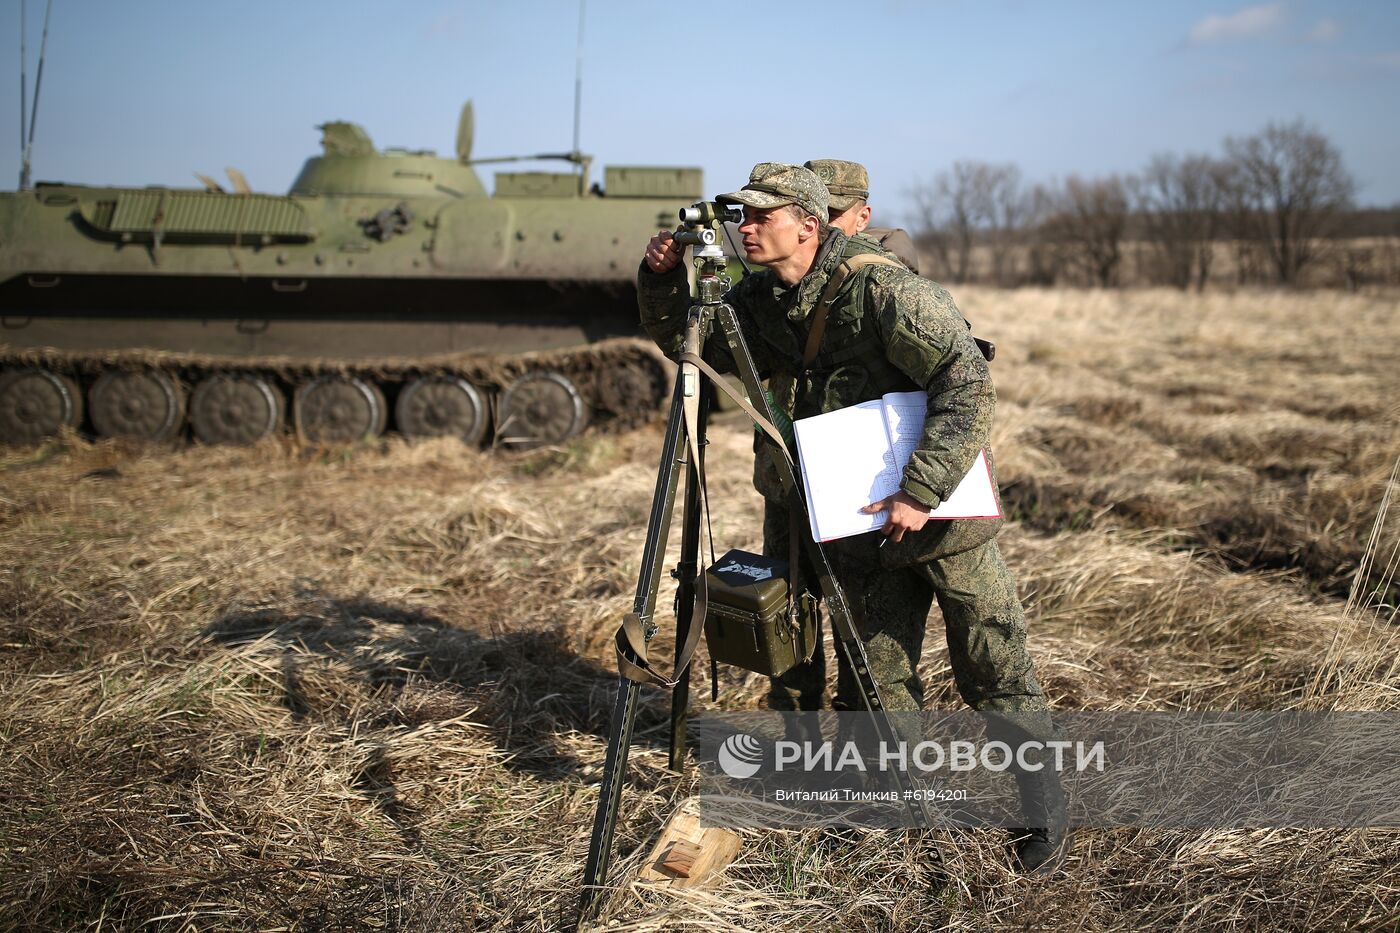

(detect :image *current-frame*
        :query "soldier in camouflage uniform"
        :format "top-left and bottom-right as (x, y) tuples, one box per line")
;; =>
(756, 160), (921, 714)
(639, 163), (1066, 871)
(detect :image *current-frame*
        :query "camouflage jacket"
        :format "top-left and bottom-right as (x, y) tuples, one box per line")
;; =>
(753, 232), (901, 502)
(638, 229), (994, 517)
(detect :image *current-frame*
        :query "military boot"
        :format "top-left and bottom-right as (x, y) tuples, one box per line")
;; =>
(1009, 765), (1070, 874)
(982, 712), (1071, 874)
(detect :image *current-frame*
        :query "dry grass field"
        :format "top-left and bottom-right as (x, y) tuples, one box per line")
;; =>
(2, 287), (1398, 931)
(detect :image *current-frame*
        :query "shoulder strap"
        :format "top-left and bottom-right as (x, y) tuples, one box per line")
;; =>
(802, 253), (906, 367)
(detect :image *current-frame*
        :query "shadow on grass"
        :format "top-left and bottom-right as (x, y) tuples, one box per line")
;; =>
(203, 582), (671, 795)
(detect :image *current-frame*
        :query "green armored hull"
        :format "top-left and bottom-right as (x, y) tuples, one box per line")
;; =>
(0, 104), (692, 447)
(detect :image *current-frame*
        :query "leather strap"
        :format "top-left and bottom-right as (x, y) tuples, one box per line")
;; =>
(681, 352), (793, 465)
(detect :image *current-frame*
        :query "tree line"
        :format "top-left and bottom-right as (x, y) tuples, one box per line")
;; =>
(907, 120), (1397, 289)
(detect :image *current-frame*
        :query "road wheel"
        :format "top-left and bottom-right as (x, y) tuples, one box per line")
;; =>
(0, 367), (83, 444)
(189, 373), (285, 444)
(395, 375), (489, 444)
(294, 375), (387, 443)
(88, 369), (185, 441)
(497, 371), (588, 448)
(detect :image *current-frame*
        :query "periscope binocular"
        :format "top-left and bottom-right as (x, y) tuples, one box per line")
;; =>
(673, 200), (743, 247)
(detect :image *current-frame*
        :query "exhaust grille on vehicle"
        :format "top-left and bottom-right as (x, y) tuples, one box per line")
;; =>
(79, 191), (315, 244)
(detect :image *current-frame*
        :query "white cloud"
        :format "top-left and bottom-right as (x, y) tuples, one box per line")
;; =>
(1189, 4), (1286, 44)
(1307, 18), (1341, 42)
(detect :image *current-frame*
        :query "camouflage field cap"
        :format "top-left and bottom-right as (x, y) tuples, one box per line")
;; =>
(804, 159), (870, 211)
(717, 162), (829, 219)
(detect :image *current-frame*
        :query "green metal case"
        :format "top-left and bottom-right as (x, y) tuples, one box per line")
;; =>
(703, 549), (816, 677)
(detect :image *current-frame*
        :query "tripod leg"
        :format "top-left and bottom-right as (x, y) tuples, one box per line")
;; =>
(581, 375), (690, 911)
(668, 609), (693, 771)
(581, 675), (642, 910)
(821, 588), (935, 828)
(669, 380), (710, 772)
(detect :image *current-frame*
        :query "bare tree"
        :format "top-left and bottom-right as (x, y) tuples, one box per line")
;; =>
(921, 161), (982, 281)
(980, 163), (1028, 286)
(909, 160), (1025, 283)
(1040, 175), (1131, 287)
(1217, 171), (1270, 285)
(1022, 184), (1066, 285)
(1221, 120), (1355, 286)
(1135, 153), (1225, 290)
(909, 176), (955, 281)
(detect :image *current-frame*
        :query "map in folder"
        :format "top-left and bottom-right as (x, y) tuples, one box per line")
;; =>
(792, 390), (1001, 542)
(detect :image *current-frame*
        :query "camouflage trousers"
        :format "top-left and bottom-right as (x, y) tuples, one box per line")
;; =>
(763, 499), (1048, 716)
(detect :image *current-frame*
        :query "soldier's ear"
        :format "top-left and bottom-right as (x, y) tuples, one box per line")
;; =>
(799, 211), (822, 242)
(856, 204), (873, 231)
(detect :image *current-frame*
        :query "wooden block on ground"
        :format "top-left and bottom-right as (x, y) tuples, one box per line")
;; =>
(638, 798), (742, 889)
(658, 840), (704, 878)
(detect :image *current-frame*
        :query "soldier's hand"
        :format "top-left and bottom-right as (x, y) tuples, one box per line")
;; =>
(862, 490), (932, 544)
(644, 230), (685, 274)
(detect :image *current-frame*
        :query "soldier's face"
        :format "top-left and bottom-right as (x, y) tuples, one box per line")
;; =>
(738, 205), (804, 264)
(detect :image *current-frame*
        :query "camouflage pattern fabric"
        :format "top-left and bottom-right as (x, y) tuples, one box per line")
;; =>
(804, 158), (870, 210)
(750, 231), (903, 505)
(742, 232), (999, 564)
(636, 228), (1047, 718)
(717, 162), (829, 220)
(659, 230), (989, 509)
(762, 500), (1047, 715)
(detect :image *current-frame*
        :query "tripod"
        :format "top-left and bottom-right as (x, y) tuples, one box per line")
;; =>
(579, 209), (933, 916)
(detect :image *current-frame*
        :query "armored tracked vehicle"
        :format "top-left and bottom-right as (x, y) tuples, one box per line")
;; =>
(0, 102), (692, 447)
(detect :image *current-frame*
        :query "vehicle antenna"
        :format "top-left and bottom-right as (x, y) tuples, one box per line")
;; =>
(19, 0), (27, 187)
(20, 0), (54, 190)
(571, 0), (585, 162)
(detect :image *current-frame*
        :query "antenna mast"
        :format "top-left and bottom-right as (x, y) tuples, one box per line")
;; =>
(19, 1), (27, 188)
(571, 0), (585, 159)
(20, 0), (54, 190)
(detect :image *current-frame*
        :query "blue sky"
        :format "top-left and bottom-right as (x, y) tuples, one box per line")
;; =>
(3, 0), (1398, 219)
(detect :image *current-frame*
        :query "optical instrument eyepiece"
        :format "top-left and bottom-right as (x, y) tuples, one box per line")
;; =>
(680, 201), (744, 227)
